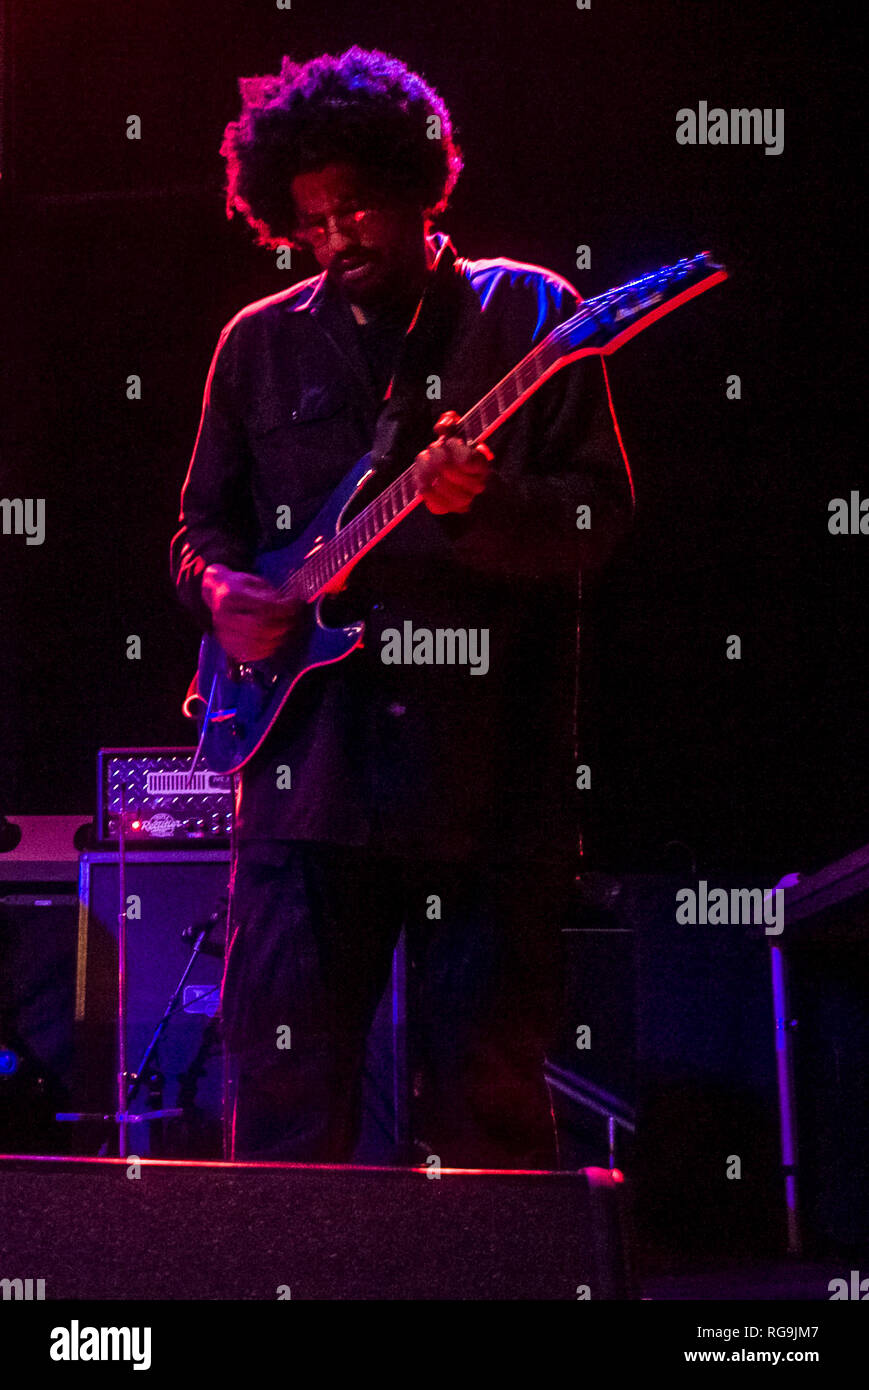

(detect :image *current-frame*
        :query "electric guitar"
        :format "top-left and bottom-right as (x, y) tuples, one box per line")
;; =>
(185, 251), (727, 773)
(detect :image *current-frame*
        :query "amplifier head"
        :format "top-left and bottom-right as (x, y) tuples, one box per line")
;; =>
(97, 747), (233, 845)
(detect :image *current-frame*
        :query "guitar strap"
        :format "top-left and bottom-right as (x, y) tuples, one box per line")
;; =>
(366, 234), (468, 489)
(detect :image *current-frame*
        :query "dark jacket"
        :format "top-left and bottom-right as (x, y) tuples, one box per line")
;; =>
(170, 232), (634, 865)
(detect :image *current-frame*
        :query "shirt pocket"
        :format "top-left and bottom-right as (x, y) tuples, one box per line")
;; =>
(246, 384), (364, 536)
(248, 383), (347, 434)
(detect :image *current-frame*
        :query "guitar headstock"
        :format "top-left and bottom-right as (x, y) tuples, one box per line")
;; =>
(560, 252), (728, 352)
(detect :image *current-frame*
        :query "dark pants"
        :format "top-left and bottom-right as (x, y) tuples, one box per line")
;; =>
(221, 840), (570, 1167)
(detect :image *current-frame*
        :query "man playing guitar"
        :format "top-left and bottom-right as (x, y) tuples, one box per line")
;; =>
(171, 45), (635, 1164)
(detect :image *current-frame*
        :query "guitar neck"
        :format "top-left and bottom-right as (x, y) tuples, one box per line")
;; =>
(285, 253), (725, 602)
(290, 461), (423, 602)
(287, 324), (572, 602)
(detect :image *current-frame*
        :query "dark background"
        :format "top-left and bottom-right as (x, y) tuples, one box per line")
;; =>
(0, 0), (863, 877)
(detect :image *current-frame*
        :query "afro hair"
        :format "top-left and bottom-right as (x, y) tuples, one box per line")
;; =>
(220, 45), (464, 248)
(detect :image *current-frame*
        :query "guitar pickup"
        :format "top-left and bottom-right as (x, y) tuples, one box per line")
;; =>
(208, 707), (238, 723)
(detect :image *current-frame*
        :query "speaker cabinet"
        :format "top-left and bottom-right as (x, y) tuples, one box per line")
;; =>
(0, 884), (80, 1152)
(624, 874), (782, 1261)
(75, 851), (405, 1163)
(76, 851), (230, 1158)
(550, 872), (782, 1261)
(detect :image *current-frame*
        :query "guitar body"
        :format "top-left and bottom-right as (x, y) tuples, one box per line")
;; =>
(194, 452), (375, 773)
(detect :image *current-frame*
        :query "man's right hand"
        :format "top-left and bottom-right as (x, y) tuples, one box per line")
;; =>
(202, 563), (302, 662)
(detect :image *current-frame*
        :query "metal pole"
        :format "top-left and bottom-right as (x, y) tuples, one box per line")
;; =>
(770, 942), (802, 1255)
(117, 786), (128, 1156)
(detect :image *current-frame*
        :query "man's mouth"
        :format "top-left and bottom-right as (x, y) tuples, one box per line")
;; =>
(337, 257), (376, 282)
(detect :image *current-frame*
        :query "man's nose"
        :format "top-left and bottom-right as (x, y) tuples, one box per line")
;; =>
(322, 216), (358, 248)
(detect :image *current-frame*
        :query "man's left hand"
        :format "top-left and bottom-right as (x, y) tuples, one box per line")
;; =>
(412, 411), (494, 515)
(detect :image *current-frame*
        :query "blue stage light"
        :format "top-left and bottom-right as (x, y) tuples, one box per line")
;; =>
(0, 1049), (20, 1075)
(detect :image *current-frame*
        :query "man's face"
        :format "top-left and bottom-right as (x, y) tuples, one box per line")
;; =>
(290, 162), (429, 309)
